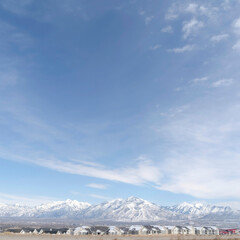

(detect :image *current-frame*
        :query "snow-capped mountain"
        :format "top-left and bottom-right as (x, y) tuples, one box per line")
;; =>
(164, 202), (232, 217)
(0, 199), (91, 218)
(30, 199), (91, 218)
(84, 196), (172, 222)
(0, 197), (238, 223)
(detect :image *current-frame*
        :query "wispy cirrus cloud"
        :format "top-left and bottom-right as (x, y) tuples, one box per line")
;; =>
(87, 183), (107, 189)
(150, 44), (161, 50)
(182, 18), (204, 39)
(168, 44), (194, 53)
(0, 0), (33, 15)
(0, 192), (56, 206)
(212, 79), (234, 87)
(232, 41), (240, 51)
(190, 76), (208, 84)
(161, 25), (173, 33)
(89, 194), (111, 200)
(210, 34), (229, 42)
(165, 2), (219, 21)
(154, 100), (240, 199)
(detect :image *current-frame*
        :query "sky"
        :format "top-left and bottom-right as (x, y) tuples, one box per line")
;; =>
(0, 0), (240, 207)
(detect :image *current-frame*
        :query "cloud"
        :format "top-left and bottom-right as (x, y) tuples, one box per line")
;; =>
(145, 16), (154, 25)
(165, 2), (218, 21)
(212, 79), (233, 87)
(0, 71), (18, 88)
(154, 102), (240, 199)
(150, 44), (161, 50)
(161, 25), (173, 33)
(89, 194), (111, 200)
(0, 0), (33, 15)
(185, 3), (198, 14)
(233, 17), (240, 33)
(87, 183), (107, 189)
(191, 76), (208, 84)
(232, 40), (240, 50)
(168, 45), (194, 53)
(0, 192), (56, 206)
(138, 10), (145, 16)
(0, 150), (162, 186)
(182, 18), (204, 39)
(210, 34), (229, 42)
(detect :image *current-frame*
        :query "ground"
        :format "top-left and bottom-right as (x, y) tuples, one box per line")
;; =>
(0, 235), (239, 240)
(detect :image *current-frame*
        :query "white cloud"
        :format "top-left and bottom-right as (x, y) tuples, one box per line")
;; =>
(0, 71), (18, 88)
(233, 17), (240, 35)
(233, 17), (240, 29)
(210, 34), (229, 42)
(165, 2), (218, 21)
(182, 18), (204, 39)
(212, 79), (233, 87)
(161, 25), (173, 33)
(87, 183), (107, 189)
(0, 0), (32, 15)
(150, 44), (161, 50)
(165, 4), (179, 20)
(232, 40), (240, 50)
(154, 102), (240, 199)
(89, 194), (111, 200)
(168, 45), (194, 53)
(0, 192), (56, 206)
(0, 151), (162, 186)
(145, 16), (154, 25)
(191, 76), (208, 84)
(185, 3), (198, 14)
(139, 10), (145, 16)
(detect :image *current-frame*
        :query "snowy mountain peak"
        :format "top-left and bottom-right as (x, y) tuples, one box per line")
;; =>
(127, 196), (143, 201)
(165, 202), (233, 216)
(0, 197), (238, 223)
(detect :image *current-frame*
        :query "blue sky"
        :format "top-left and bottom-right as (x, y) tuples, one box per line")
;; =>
(1, 0), (240, 206)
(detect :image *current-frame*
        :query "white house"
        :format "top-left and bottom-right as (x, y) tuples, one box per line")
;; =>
(166, 226), (182, 234)
(186, 226), (196, 235)
(74, 226), (91, 235)
(108, 226), (122, 235)
(195, 227), (209, 235)
(20, 230), (26, 234)
(66, 228), (74, 235)
(33, 229), (38, 234)
(208, 226), (219, 235)
(129, 225), (148, 235)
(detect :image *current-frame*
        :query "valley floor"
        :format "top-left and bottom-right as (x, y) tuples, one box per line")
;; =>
(0, 235), (240, 240)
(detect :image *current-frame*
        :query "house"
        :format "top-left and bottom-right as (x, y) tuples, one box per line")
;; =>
(182, 227), (189, 234)
(91, 226), (108, 235)
(20, 230), (26, 234)
(149, 226), (161, 235)
(108, 226), (123, 235)
(186, 226), (196, 235)
(66, 228), (74, 235)
(195, 227), (209, 235)
(119, 227), (129, 235)
(152, 225), (168, 234)
(33, 229), (38, 234)
(208, 226), (219, 235)
(39, 229), (44, 235)
(74, 226), (91, 235)
(129, 225), (148, 235)
(166, 226), (182, 234)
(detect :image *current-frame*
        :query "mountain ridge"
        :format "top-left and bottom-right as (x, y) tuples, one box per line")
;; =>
(0, 196), (239, 223)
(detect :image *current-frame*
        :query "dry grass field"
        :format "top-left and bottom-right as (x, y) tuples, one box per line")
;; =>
(1, 235), (240, 240)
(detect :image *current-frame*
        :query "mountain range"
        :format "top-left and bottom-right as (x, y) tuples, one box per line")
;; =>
(0, 197), (239, 225)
